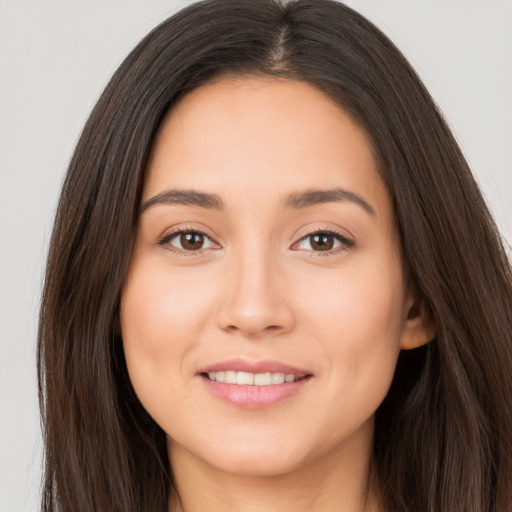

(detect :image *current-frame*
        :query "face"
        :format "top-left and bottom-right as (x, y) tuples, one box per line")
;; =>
(120, 77), (429, 478)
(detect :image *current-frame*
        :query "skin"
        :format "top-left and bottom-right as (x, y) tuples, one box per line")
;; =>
(120, 76), (433, 512)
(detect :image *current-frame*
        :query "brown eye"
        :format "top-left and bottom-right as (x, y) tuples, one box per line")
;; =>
(180, 232), (205, 250)
(160, 230), (217, 252)
(293, 230), (353, 253)
(310, 234), (334, 251)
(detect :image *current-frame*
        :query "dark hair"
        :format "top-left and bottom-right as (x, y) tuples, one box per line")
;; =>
(38, 0), (512, 511)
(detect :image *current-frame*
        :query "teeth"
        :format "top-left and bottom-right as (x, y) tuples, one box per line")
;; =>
(254, 372), (272, 385)
(207, 371), (299, 385)
(237, 371), (254, 385)
(225, 370), (236, 384)
(271, 373), (285, 384)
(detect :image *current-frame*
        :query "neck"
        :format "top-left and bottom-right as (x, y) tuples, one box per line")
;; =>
(167, 421), (381, 512)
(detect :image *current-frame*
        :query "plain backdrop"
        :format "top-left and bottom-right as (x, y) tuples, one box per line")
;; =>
(0, 1), (510, 510)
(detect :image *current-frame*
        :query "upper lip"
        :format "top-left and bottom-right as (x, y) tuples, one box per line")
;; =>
(198, 358), (312, 377)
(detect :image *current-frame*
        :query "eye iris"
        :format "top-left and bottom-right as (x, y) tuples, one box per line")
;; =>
(180, 232), (204, 250)
(311, 234), (334, 251)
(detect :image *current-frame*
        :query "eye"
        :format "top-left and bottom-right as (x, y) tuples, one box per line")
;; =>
(292, 230), (353, 253)
(159, 230), (219, 252)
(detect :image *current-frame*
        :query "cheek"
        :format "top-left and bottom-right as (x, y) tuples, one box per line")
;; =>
(294, 257), (404, 401)
(297, 255), (404, 335)
(119, 260), (216, 413)
(121, 258), (214, 347)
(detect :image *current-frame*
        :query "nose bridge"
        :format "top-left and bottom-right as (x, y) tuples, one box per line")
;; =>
(216, 238), (294, 337)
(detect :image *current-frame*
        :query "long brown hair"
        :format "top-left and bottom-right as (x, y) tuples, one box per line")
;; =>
(38, 1), (512, 511)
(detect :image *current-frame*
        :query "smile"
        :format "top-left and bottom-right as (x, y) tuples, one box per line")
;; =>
(206, 371), (301, 385)
(199, 360), (313, 409)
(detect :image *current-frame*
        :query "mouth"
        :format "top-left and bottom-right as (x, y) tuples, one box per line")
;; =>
(202, 370), (310, 385)
(198, 360), (313, 409)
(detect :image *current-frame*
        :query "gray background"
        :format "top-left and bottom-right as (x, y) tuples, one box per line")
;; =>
(1, 1), (510, 510)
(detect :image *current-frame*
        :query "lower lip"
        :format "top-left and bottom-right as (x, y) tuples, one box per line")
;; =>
(201, 375), (312, 409)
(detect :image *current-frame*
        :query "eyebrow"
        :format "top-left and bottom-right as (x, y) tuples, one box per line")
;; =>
(285, 188), (375, 216)
(141, 189), (225, 212)
(141, 187), (375, 216)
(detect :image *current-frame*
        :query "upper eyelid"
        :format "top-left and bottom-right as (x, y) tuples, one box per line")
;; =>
(159, 223), (217, 241)
(161, 226), (349, 239)
(293, 226), (353, 242)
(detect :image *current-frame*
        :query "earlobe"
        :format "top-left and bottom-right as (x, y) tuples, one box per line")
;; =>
(400, 291), (436, 350)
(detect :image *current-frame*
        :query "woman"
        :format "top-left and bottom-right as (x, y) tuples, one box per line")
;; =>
(38, 0), (512, 511)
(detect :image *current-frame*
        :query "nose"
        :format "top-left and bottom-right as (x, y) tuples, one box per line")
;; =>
(215, 248), (295, 338)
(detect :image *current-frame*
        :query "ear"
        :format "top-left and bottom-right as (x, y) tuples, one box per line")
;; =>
(400, 287), (436, 350)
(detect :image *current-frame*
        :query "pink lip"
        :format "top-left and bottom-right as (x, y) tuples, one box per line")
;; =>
(198, 358), (313, 409)
(198, 358), (311, 377)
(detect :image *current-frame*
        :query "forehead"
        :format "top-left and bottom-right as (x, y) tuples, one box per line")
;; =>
(143, 76), (389, 219)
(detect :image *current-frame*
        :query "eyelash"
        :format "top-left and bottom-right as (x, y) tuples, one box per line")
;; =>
(158, 227), (354, 257)
(292, 227), (354, 256)
(158, 227), (219, 257)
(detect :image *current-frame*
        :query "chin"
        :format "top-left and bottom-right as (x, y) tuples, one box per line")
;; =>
(168, 427), (313, 478)
(204, 447), (309, 478)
